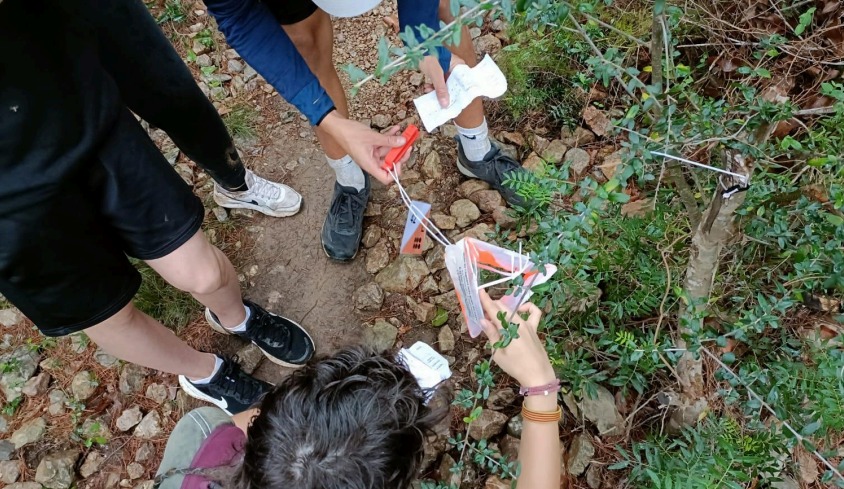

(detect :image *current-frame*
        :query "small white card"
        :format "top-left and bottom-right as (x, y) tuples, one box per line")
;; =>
(413, 55), (508, 132)
(398, 341), (452, 402)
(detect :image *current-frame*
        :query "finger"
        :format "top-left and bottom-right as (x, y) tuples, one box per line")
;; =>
(432, 74), (449, 108)
(516, 302), (542, 331)
(480, 318), (502, 345)
(479, 289), (505, 321)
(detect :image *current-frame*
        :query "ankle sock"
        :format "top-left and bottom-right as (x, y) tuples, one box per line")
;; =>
(190, 355), (223, 384)
(224, 304), (251, 333)
(455, 119), (492, 162)
(326, 154), (366, 191)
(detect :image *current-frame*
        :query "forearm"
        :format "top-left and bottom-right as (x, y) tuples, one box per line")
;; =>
(516, 395), (561, 489)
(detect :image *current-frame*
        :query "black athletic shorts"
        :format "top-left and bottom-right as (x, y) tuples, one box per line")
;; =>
(0, 109), (204, 337)
(263, 0), (319, 25)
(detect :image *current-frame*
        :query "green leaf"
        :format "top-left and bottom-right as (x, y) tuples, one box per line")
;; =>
(450, 0), (460, 16)
(801, 420), (822, 436)
(343, 64), (369, 84)
(432, 308), (449, 327)
(722, 352), (736, 364)
(608, 460), (630, 470)
(823, 213), (844, 227)
(795, 7), (816, 36)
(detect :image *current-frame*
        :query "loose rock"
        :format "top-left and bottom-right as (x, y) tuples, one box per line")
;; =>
(599, 150), (623, 180)
(71, 370), (98, 401)
(586, 464), (603, 489)
(0, 440), (14, 461)
(564, 148), (590, 176)
(458, 180), (490, 198)
(542, 140), (568, 164)
(361, 226), (382, 249)
(474, 34), (502, 55)
(145, 383), (169, 405)
(362, 320), (398, 352)
(425, 246), (446, 272)
(119, 363), (148, 395)
(450, 199), (480, 228)
(47, 389), (66, 416)
(484, 476), (509, 489)
(522, 152), (546, 174)
(430, 213), (456, 230)
(468, 409), (508, 440)
(94, 347), (119, 368)
(135, 442), (155, 463)
(372, 114), (391, 128)
(421, 151), (442, 180)
(22, 372), (50, 397)
(500, 131), (526, 147)
(80, 417), (112, 444)
(506, 414), (523, 438)
(11, 417), (46, 449)
(561, 126), (597, 147)
(6, 483), (41, 489)
(492, 206), (517, 229)
(582, 106), (611, 137)
(375, 257), (430, 293)
(79, 452), (104, 478)
(134, 411), (163, 439)
(0, 460), (20, 483)
(567, 433), (595, 477)
(0, 309), (22, 328)
(487, 388), (517, 410)
(34, 449), (80, 489)
(235, 343), (264, 375)
(407, 298), (437, 323)
(0, 347), (40, 402)
(470, 190), (504, 214)
(621, 198), (653, 218)
(353, 283), (385, 312)
(365, 241), (391, 275)
(127, 462), (144, 480)
(437, 326), (455, 353)
(579, 385), (624, 436)
(227, 59), (244, 73)
(117, 406), (144, 432)
(499, 435), (520, 460)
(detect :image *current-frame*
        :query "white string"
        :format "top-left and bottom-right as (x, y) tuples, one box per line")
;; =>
(389, 169), (452, 247)
(651, 151), (749, 183)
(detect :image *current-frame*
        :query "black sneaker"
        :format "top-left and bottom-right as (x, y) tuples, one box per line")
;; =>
(206, 301), (315, 368)
(455, 138), (526, 207)
(321, 175), (371, 261)
(178, 357), (270, 415)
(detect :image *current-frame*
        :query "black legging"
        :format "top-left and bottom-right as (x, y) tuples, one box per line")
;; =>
(77, 0), (248, 190)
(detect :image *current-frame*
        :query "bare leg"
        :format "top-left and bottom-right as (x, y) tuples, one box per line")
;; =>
(439, 0), (485, 129)
(85, 302), (217, 379)
(145, 231), (246, 328)
(283, 10), (350, 160)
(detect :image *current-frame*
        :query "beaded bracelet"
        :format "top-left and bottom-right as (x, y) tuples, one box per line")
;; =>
(521, 403), (562, 423)
(519, 379), (561, 397)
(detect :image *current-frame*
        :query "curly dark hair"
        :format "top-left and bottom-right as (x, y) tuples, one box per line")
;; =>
(234, 345), (444, 489)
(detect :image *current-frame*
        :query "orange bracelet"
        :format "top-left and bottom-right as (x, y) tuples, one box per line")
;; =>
(521, 403), (562, 423)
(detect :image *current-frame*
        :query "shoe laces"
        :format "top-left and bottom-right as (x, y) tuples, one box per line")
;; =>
(213, 359), (265, 404)
(330, 187), (366, 231)
(248, 307), (293, 351)
(246, 172), (282, 201)
(485, 146), (522, 182)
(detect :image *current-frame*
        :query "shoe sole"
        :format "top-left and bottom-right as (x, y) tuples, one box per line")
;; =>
(178, 375), (234, 416)
(320, 214), (359, 262)
(456, 159), (481, 180)
(205, 309), (315, 369)
(213, 193), (302, 218)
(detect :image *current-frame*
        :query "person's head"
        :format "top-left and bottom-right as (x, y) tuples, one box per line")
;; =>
(236, 346), (443, 489)
(311, 0), (382, 18)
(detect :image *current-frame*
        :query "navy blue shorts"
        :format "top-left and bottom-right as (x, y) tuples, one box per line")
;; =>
(263, 0), (319, 25)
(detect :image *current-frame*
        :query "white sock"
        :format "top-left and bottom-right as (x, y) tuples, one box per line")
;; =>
(190, 355), (223, 384)
(326, 155), (366, 191)
(455, 119), (492, 162)
(224, 304), (251, 333)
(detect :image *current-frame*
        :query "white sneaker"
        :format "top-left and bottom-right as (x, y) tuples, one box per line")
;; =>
(213, 170), (302, 217)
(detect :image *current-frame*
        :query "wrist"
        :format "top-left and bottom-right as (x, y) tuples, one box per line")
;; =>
(317, 109), (340, 132)
(517, 367), (557, 389)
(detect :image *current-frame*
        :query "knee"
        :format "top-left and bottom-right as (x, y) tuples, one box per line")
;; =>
(183, 262), (226, 296)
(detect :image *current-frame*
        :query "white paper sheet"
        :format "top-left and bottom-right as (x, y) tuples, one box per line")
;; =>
(413, 55), (508, 132)
(398, 342), (452, 402)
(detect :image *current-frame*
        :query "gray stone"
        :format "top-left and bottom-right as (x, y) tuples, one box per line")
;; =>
(10, 417), (46, 449)
(372, 114), (391, 128)
(135, 481), (154, 489)
(469, 190), (504, 214)
(419, 275), (439, 295)
(212, 206), (228, 222)
(430, 213), (456, 230)
(375, 257), (430, 293)
(450, 199), (480, 228)
(0, 439), (14, 460)
(47, 389), (66, 416)
(532, 134), (550, 154)
(487, 388), (517, 411)
(437, 326), (455, 353)
(127, 462), (144, 479)
(771, 477), (800, 489)
(621, 198), (653, 218)
(361, 226), (382, 249)
(492, 206), (517, 229)
(192, 39), (210, 55)
(562, 126), (597, 147)
(21, 372), (50, 397)
(522, 152), (546, 175)
(599, 150), (623, 180)
(468, 409), (508, 440)
(0, 460), (20, 483)
(71, 370), (98, 401)
(582, 105), (611, 137)
(80, 417), (112, 444)
(362, 320), (398, 352)
(499, 435), (520, 460)
(242, 65), (258, 82)
(458, 180), (490, 198)
(6, 483), (42, 489)
(506, 414), (523, 438)
(0, 347), (40, 402)
(409, 72), (424, 86)
(69, 334), (88, 354)
(117, 406), (143, 432)
(34, 449), (80, 489)
(438, 453), (477, 489)
(586, 464), (602, 489)
(453, 223), (493, 242)
(564, 148), (590, 176)
(542, 140), (568, 164)
(94, 347), (119, 367)
(566, 434), (594, 477)
(474, 34), (502, 55)
(353, 283), (385, 312)
(407, 298), (437, 323)
(79, 451), (104, 478)
(0, 415), (7, 434)
(0, 309), (22, 328)
(484, 476), (508, 489)
(425, 247), (446, 272)
(235, 343), (264, 375)
(431, 291), (459, 314)
(134, 442), (154, 463)
(227, 59), (244, 73)
(134, 410), (163, 439)
(579, 385), (624, 435)
(421, 151), (442, 180)
(469, 27), (482, 39)
(365, 241), (391, 275)
(195, 54), (213, 67)
(500, 131), (526, 147)
(145, 383), (169, 405)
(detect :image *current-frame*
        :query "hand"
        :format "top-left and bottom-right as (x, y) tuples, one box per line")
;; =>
(419, 54), (465, 108)
(479, 290), (556, 388)
(319, 112), (410, 185)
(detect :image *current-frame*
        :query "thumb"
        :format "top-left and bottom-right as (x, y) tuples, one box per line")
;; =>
(371, 130), (406, 148)
(433, 75), (450, 108)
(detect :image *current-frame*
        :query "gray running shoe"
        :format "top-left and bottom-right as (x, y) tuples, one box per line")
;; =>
(455, 138), (526, 206)
(321, 175), (371, 261)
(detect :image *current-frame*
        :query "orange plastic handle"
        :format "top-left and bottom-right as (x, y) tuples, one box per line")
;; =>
(382, 124), (420, 172)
